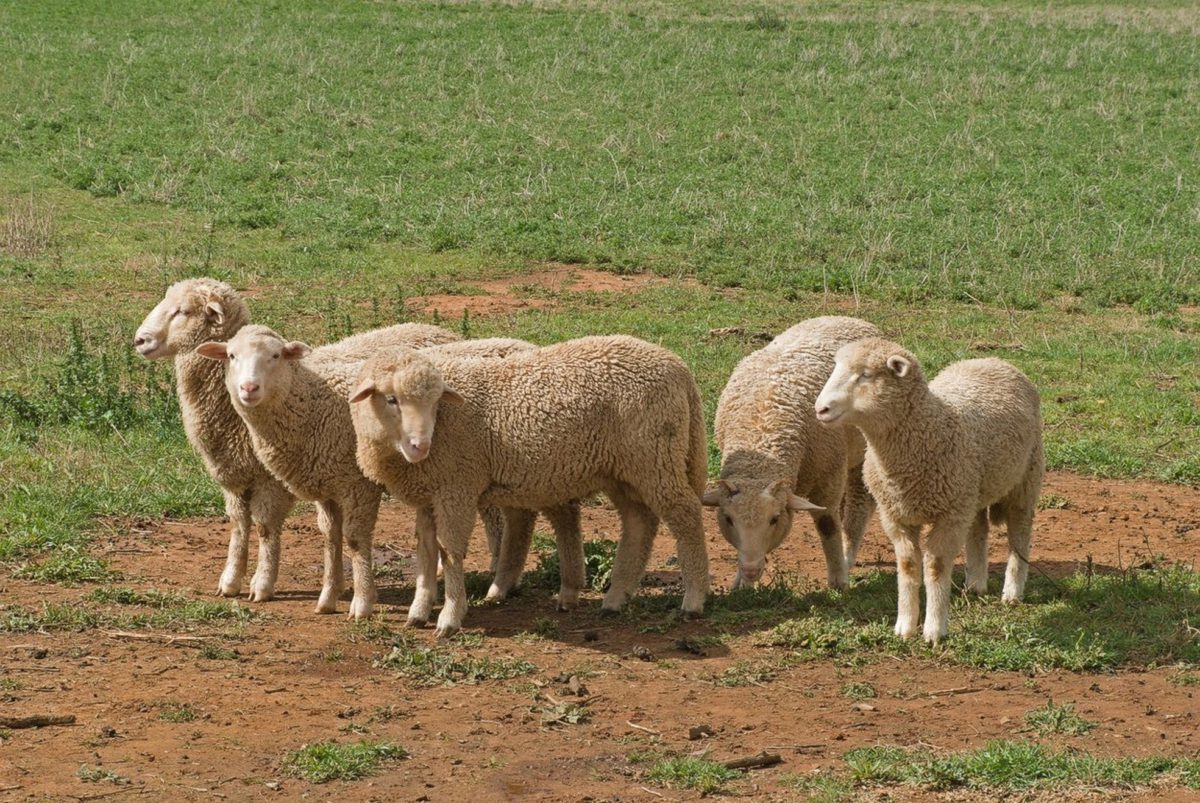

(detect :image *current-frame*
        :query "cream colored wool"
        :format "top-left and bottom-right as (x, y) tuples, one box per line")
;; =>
(351, 335), (709, 637)
(707, 316), (881, 590)
(816, 338), (1043, 644)
(201, 322), (458, 619)
(135, 279), (296, 602)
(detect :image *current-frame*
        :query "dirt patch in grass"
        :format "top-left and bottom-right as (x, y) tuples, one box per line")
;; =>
(1, 471), (1199, 800)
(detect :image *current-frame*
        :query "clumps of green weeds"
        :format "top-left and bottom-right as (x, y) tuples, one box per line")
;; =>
(282, 740), (407, 783)
(375, 635), (535, 686)
(714, 659), (782, 687)
(157, 703), (199, 723)
(525, 535), (618, 594)
(1022, 699), (1096, 736)
(1, 589), (255, 634)
(644, 756), (743, 794)
(841, 681), (878, 701)
(77, 764), (130, 785)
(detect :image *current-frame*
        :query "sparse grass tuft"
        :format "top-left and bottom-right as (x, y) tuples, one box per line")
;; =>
(282, 740), (407, 784)
(157, 703), (198, 723)
(77, 764), (129, 785)
(376, 636), (536, 686)
(1023, 699), (1096, 736)
(841, 681), (878, 701)
(644, 756), (743, 794)
(526, 536), (619, 594)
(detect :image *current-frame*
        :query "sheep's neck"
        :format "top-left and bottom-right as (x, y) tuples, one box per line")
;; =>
(858, 388), (952, 472)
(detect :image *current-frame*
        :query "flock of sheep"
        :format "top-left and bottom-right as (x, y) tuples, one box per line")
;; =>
(133, 277), (1043, 644)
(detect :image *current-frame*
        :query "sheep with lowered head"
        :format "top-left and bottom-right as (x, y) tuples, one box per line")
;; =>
(134, 278), (296, 602)
(705, 316), (880, 590)
(815, 338), (1043, 644)
(349, 335), (710, 637)
(197, 322), (458, 618)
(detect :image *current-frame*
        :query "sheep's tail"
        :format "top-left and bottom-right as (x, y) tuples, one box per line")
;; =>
(685, 380), (708, 497)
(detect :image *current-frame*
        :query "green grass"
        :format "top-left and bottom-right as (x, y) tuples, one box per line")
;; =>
(375, 635), (537, 686)
(282, 740), (407, 784)
(77, 765), (130, 785)
(157, 703), (198, 723)
(524, 535), (619, 594)
(1023, 699), (1097, 736)
(644, 756), (743, 794)
(1, 588), (254, 633)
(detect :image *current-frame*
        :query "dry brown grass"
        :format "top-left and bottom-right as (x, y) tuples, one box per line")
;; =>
(2, 195), (56, 258)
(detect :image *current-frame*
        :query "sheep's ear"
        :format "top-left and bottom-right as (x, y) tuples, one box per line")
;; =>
(204, 301), (225, 325)
(440, 386), (465, 405)
(282, 341), (311, 360)
(701, 483), (723, 506)
(787, 494), (824, 512)
(885, 355), (911, 378)
(764, 479), (786, 497)
(349, 379), (375, 404)
(196, 342), (228, 360)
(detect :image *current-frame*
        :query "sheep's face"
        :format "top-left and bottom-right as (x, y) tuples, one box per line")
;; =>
(349, 354), (463, 464)
(195, 325), (310, 409)
(702, 478), (822, 585)
(815, 338), (920, 426)
(134, 280), (237, 359)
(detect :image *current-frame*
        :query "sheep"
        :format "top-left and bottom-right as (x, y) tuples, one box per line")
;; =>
(196, 322), (458, 618)
(349, 335), (710, 637)
(814, 338), (1043, 644)
(704, 316), (881, 590)
(134, 278), (297, 602)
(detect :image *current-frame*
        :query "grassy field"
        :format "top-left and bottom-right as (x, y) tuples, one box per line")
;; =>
(1, 1), (1199, 797)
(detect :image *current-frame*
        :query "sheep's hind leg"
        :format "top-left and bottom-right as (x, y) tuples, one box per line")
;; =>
(407, 506), (439, 627)
(343, 488), (381, 620)
(247, 481), (293, 602)
(1002, 502), (1035, 604)
(964, 508), (990, 596)
(813, 509), (849, 590)
(217, 489), (252, 598)
(601, 490), (658, 613)
(480, 506), (505, 574)
(640, 483), (709, 617)
(315, 501), (345, 614)
(546, 502), (584, 611)
(841, 466), (875, 569)
(486, 508), (535, 602)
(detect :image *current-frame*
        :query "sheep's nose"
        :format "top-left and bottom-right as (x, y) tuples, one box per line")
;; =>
(240, 382), (260, 395)
(133, 335), (147, 347)
(409, 439), (429, 456)
(815, 404), (830, 417)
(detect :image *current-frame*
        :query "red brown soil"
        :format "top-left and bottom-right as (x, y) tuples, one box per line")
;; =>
(2, 472), (1199, 802)
(409, 266), (689, 318)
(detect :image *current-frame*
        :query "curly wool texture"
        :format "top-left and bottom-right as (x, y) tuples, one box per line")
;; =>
(352, 335), (710, 633)
(712, 316), (881, 586)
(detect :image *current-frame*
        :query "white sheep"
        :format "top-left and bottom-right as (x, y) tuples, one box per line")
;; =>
(134, 279), (296, 602)
(815, 338), (1043, 643)
(705, 316), (880, 590)
(197, 322), (458, 618)
(349, 335), (710, 637)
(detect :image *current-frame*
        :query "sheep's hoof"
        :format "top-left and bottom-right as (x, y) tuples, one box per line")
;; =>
(556, 592), (581, 612)
(681, 608), (704, 621)
(405, 616), (428, 629)
(433, 624), (460, 639)
(216, 579), (242, 598)
(598, 605), (621, 617)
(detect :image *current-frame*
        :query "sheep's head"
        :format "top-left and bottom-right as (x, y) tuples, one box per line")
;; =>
(195, 325), (310, 409)
(348, 351), (463, 464)
(702, 477), (822, 586)
(134, 278), (250, 359)
(815, 338), (923, 427)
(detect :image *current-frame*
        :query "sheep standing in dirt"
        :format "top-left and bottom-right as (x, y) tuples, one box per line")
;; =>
(705, 316), (881, 590)
(350, 335), (709, 637)
(815, 338), (1043, 644)
(134, 279), (296, 602)
(197, 323), (458, 618)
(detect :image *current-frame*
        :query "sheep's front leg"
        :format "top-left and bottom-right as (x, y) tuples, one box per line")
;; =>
(486, 508), (535, 603)
(963, 508), (990, 595)
(315, 501), (344, 614)
(812, 510), (849, 590)
(343, 487), (382, 620)
(602, 495), (658, 613)
(217, 489), (252, 597)
(881, 511), (923, 638)
(408, 506), (439, 627)
(247, 481), (293, 602)
(545, 502), (584, 611)
(923, 515), (970, 644)
(433, 499), (477, 638)
(841, 466), (875, 569)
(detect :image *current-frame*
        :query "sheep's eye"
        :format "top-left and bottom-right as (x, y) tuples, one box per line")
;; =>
(769, 515), (780, 526)
(859, 371), (872, 381)
(385, 395), (398, 406)
(724, 514), (733, 526)
(228, 353), (236, 361)
(272, 353), (280, 360)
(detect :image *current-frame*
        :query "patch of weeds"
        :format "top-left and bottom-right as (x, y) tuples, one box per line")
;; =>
(324, 648), (344, 662)
(715, 659), (780, 687)
(627, 748), (665, 765)
(463, 571), (494, 601)
(198, 643), (240, 661)
(1023, 699), (1096, 736)
(376, 636), (536, 686)
(525, 537), (618, 594)
(1038, 494), (1072, 510)
(158, 703), (198, 723)
(282, 740), (407, 784)
(1168, 668), (1199, 686)
(339, 722), (369, 735)
(348, 618), (396, 644)
(77, 764), (130, 785)
(531, 617), (560, 639)
(2, 602), (99, 633)
(0, 678), (24, 691)
(843, 741), (1194, 792)
(450, 631), (485, 648)
(841, 681), (878, 701)
(644, 756), (742, 794)
(15, 548), (112, 584)
(536, 699), (590, 727)
(781, 772), (854, 802)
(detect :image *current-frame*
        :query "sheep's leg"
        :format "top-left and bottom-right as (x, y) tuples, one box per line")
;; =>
(486, 508), (535, 602)
(343, 487), (381, 620)
(602, 492), (659, 613)
(217, 489), (252, 597)
(433, 499), (476, 638)
(812, 510), (849, 590)
(922, 516), (969, 644)
(882, 511), (923, 639)
(964, 508), (990, 595)
(841, 466), (874, 569)
(480, 506), (505, 574)
(408, 506), (439, 627)
(644, 485), (709, 617)
(247, 481), (293, 602)
(545, 502), (584, 611)
(1002, 502), (1035, 604)
(315, 501), (344, 614)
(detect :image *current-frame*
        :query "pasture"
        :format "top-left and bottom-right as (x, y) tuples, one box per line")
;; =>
(1, 0), (1199, 799)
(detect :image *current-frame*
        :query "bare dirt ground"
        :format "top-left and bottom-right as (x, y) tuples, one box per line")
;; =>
(2, 471), (1199, 802)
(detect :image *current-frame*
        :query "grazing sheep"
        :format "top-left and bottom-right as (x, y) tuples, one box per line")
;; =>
(197, 323), (458, 618)
(350, 335), (709, 637)
(705, 316), (881, 590)
(815, 338), (1043, 644)
(134, 279), (296, 602)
